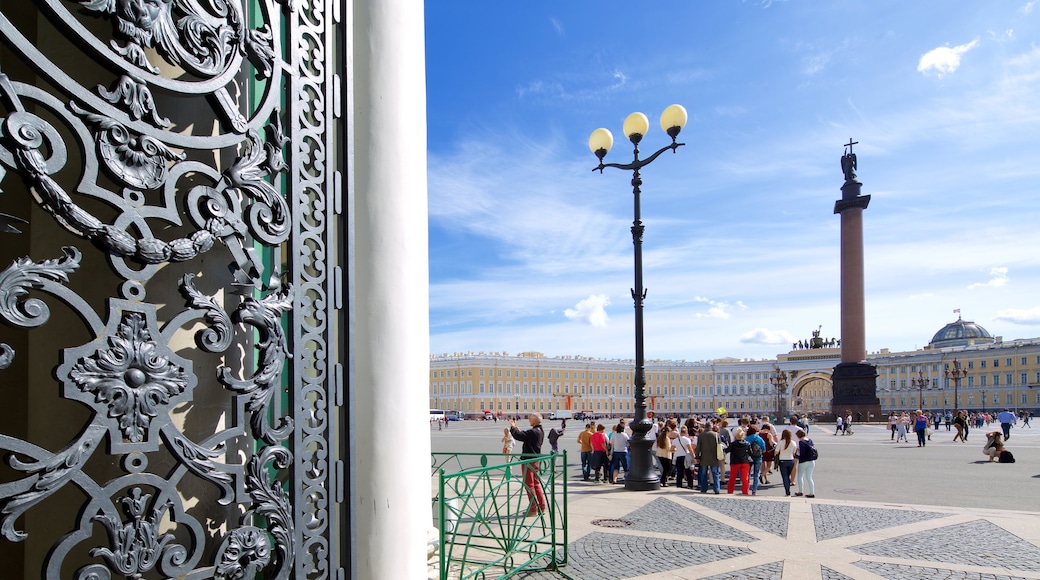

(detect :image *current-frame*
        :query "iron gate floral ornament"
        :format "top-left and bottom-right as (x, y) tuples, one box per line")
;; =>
(66, 309), (192, 444)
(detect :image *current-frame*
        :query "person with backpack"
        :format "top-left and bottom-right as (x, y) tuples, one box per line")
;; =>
(745, 425), (766, 495)
(793, 429), (817, 498)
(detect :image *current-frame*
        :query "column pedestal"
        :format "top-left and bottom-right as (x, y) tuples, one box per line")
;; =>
(831, 361), (881, 423)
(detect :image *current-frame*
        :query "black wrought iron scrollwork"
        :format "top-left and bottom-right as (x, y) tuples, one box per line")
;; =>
(0, 343), (12, 369)
(179, 273), (233, 352)
(0, 246), (81, 328)
(240, 445), (294, 579)
(0, 0), (337, 576)
(95, 75), (171, 127)
(219, 285), (294, 444)
(90, 487), (184, 578)
(0, 424), (107, 542)
(161, 425), (236, 505)
(76, 0), (243, 77)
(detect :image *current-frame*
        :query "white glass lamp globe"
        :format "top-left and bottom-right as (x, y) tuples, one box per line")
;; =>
(588, 128), (613, 157)
(659, 104), (688, 138)
(623, 112), (649, 143)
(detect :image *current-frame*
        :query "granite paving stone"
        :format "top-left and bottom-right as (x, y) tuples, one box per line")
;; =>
(812, 503), (948, 541)
(853, 560), (1036, 580)
(620, 497), (758, 541)
(700, 560), (784, 579)
(849, 519), (1040, 572)
(514, 531), (753, 580)
(821, 565), (856, 580)
(683, 494), (791, 537)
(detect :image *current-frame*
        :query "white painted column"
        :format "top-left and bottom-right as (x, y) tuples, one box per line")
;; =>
(352, 0), (430, 577)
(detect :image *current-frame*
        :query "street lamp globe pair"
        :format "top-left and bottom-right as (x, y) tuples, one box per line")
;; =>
(587, 104), (687, 491)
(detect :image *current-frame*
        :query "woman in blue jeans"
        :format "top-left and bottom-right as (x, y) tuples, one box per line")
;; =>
(745, 426), (766, 495)
(776, 428), (797, 496)
(609, 423), (630, 484)
(914, 410), (929, 447)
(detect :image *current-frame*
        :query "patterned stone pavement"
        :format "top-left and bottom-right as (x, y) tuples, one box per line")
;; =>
(514, 491), (1040, 579)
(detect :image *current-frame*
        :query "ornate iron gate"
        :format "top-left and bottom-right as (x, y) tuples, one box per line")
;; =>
(0, 1), (344, 578)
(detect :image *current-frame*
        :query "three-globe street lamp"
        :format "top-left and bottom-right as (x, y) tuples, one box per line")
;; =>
(770, 366), (788, 423)
(944, 359), (968, 412)
(911, 370), (929, 410)
(590, 104), (687, 491)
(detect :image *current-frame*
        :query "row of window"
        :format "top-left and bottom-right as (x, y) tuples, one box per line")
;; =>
(883, 391), (1039, 408)
(430, 381), (791, 396)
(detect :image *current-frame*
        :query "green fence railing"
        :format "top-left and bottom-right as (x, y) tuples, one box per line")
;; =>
(431, 451), (570, 579)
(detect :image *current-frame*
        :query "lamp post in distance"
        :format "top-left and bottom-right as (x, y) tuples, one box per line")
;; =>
(589, 104), (687, 491)
(770, 366), (788, 423)
(911, 370), (929, 410)
(944, 359), (968, 412)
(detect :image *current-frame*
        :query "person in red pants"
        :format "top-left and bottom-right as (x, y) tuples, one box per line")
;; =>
(725, 428), (753, 495)
(510, 414), (547, 516)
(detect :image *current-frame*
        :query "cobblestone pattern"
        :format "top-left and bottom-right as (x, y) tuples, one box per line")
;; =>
(812, 503), (947, 541)
(683, 495), (791, 538)
(700, 560), (784, 580)
(821, 565), (856, 580)
(622, 497), (758, 542)
(514, 531), (753, 580)
(849, 519), (1040, 572)
(853, 560), (1035, 580)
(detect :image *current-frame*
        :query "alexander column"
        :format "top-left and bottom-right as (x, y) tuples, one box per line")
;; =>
(831, 140), (881, 421)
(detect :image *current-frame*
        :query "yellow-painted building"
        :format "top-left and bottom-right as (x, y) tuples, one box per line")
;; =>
(430, 319), (1040, 419)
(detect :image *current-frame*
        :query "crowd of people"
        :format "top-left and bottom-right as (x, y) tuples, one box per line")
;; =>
(567, 413), (820, 497)
(885, 408), (1029, 455)
(495, 407), (1030, 515)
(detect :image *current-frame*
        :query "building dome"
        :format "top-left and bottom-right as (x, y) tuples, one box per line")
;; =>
(928, 316), (994, 349)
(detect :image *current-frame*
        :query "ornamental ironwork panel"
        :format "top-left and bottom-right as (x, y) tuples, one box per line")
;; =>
(0, 1), (343, 578)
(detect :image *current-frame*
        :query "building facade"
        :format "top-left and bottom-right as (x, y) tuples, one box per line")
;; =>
(430, 321), (1040, 420)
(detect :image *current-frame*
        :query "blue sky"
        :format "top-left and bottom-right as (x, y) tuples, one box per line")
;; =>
(425, 1), (1040, 362)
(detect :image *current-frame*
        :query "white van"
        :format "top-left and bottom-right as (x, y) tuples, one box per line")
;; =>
(549, 410), (574, 421)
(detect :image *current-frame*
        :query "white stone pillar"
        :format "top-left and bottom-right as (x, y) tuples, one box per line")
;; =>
(352, 0), (430, 577)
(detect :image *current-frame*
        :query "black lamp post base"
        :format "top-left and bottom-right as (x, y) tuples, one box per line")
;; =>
(623, 437), (659, 491)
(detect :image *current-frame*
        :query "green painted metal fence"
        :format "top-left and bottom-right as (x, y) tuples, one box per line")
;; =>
(431, 451), (570, 579)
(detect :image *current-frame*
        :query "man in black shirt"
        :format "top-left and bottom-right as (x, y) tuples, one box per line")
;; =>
(510, 413), (547, 516)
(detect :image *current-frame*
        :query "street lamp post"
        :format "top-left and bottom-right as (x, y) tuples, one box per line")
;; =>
(911, 370), (929, 410)
(981, 389), (988, 415)
(590, 104), (687, 491)
(944, 359), (968, 413)
(770, 366), (788, 423)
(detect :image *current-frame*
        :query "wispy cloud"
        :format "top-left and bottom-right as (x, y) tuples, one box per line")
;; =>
(967, 267), (1009, 289)
(1021, 0), (1037, 14)
(694, 297), (748, 319)
(740, 328), (796, 345)
(917, 39), (979, 77)
(565, 294), (611, 327)
(909, 293), (935, 300)
(550, 17), (564, 36)
(995, 306), (1040, 325)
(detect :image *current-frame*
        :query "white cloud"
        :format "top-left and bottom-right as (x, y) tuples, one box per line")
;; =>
(1021, 0), (1037, 14)
(967, 267), (1009, 289)
(694, 297), (748, 319)
(740, 328), (797, 345)
(917, 39), (979, 77)
(550, 17), (564, 36)
(565, 294), (611, 327)
(995, 306), (1040, 325)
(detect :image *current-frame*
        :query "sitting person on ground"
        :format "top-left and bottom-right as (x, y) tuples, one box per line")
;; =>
(983, 430), (1005, 462)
